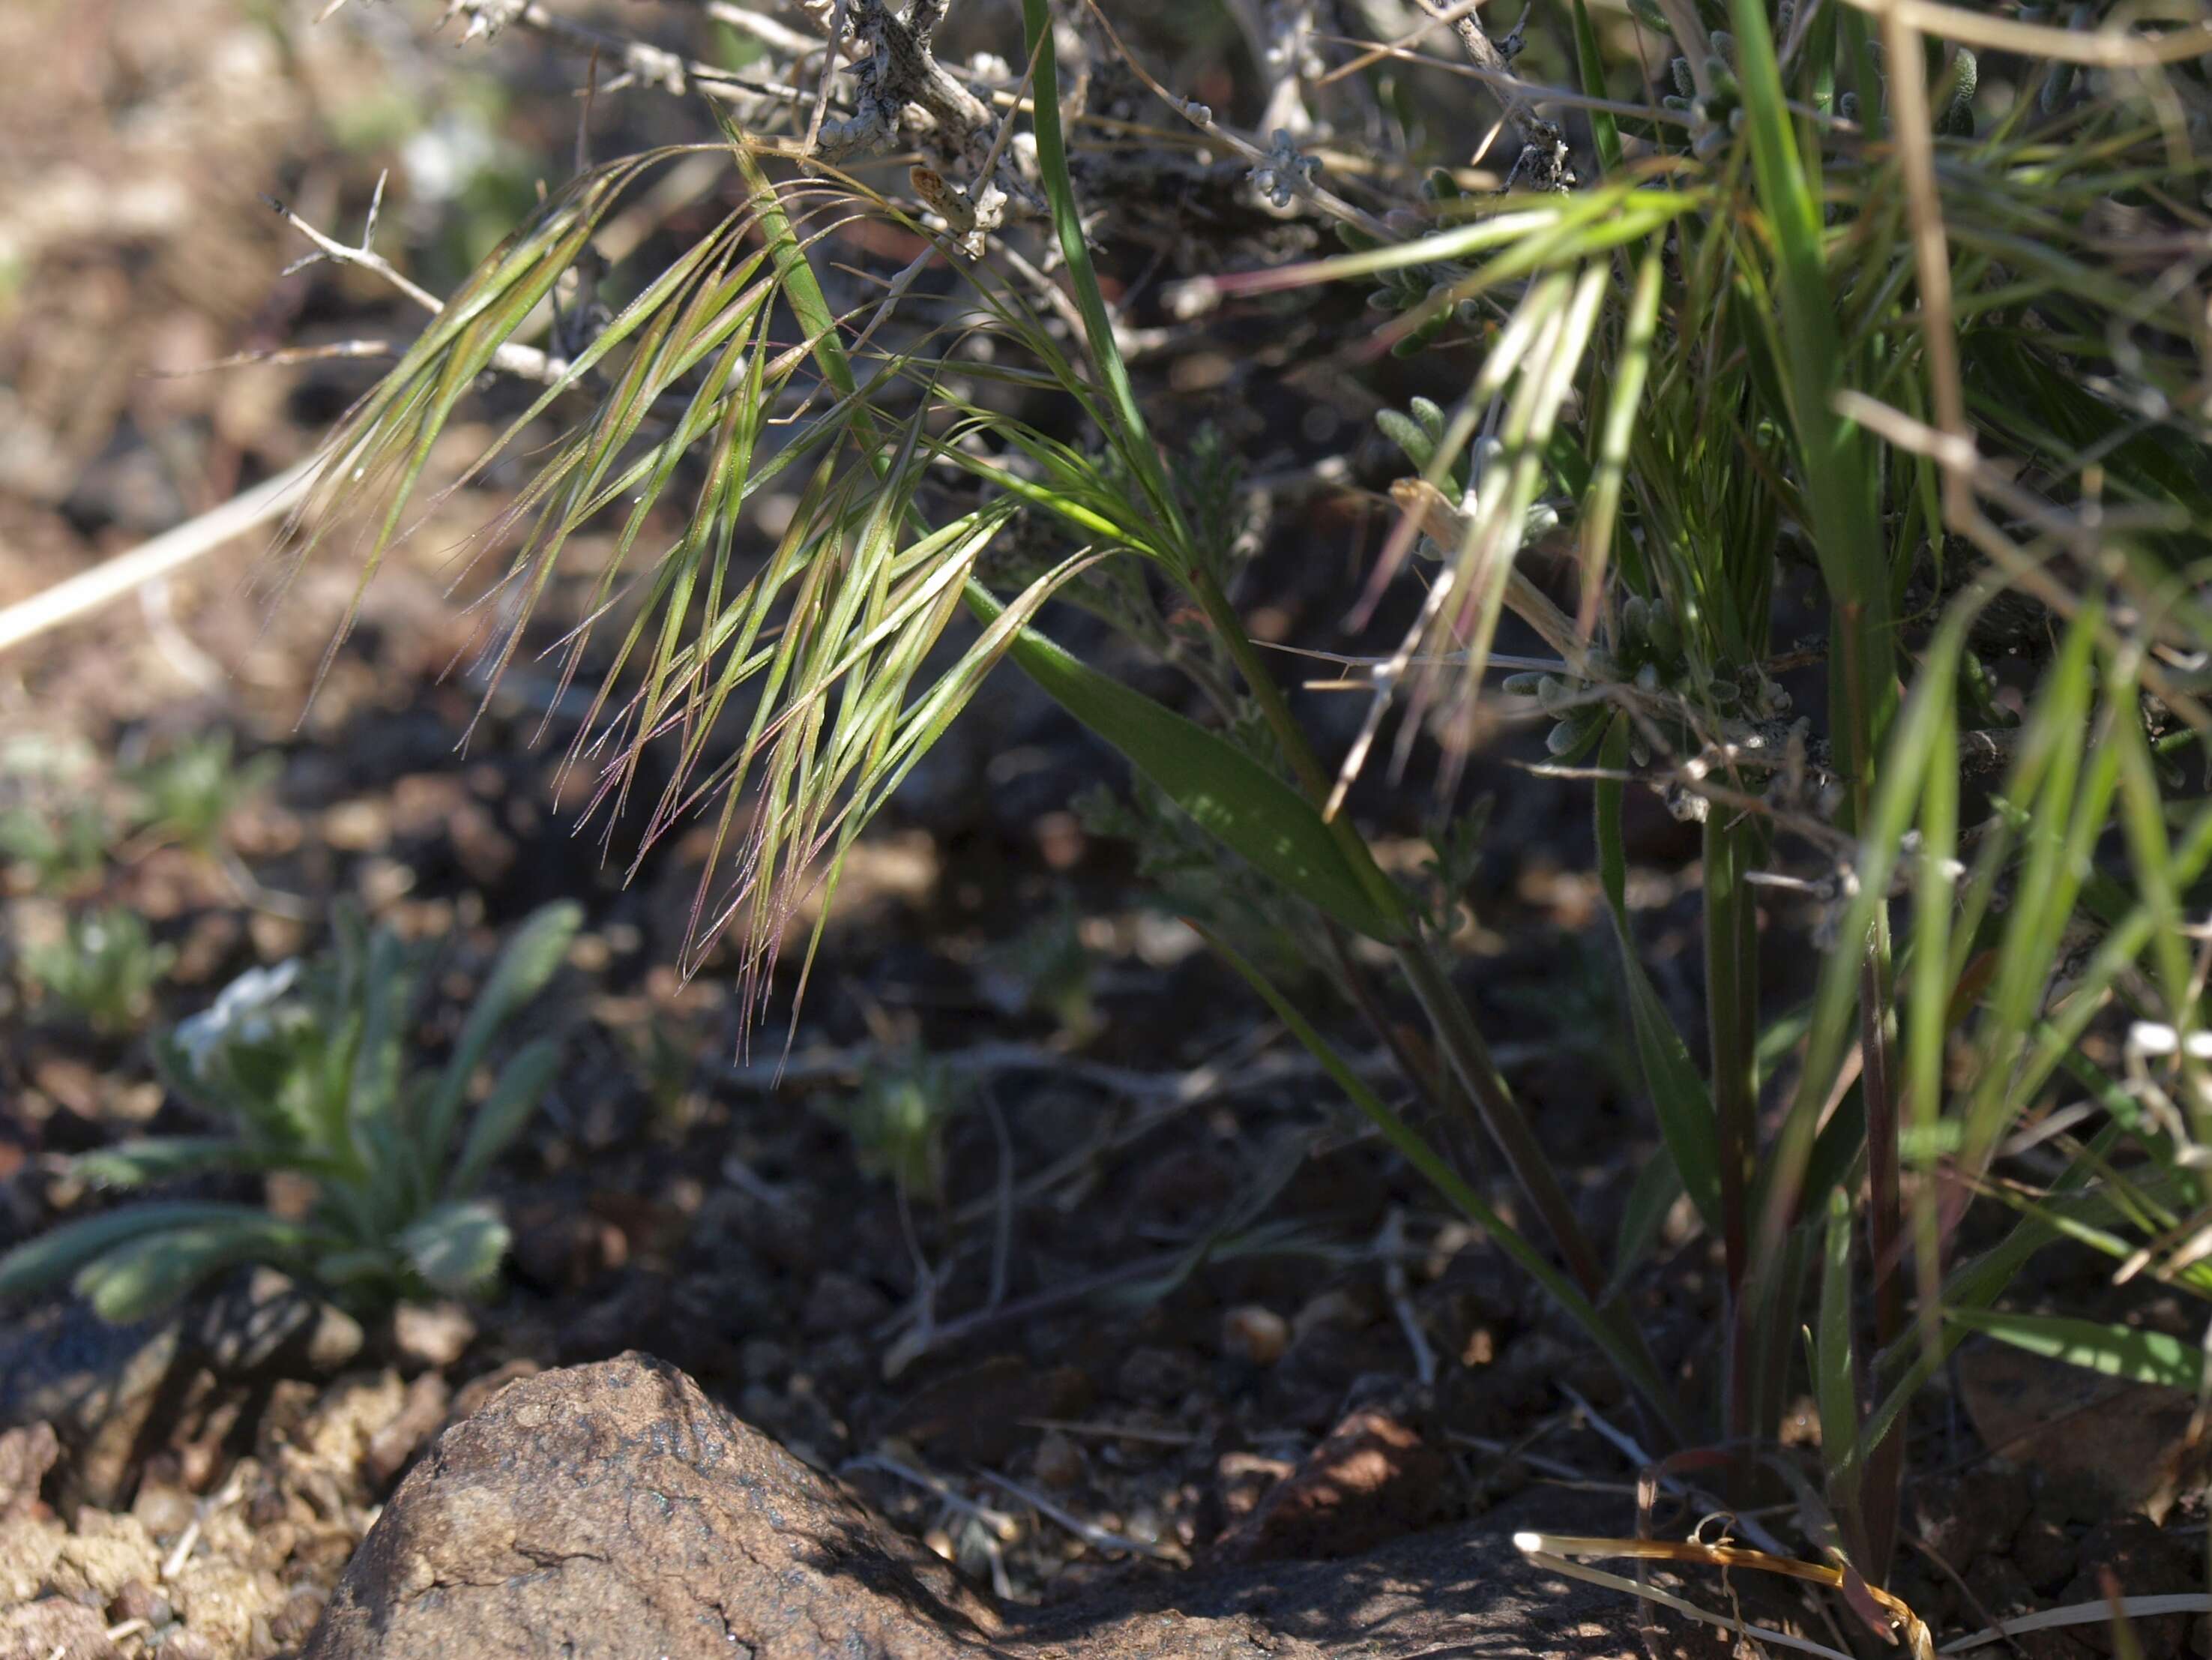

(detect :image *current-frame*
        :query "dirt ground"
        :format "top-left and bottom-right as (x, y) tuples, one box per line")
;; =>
(1, 4), (2207, 1659)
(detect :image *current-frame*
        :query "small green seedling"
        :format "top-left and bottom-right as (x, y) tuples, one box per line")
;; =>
(980, 903), (1099, 1041)
(125, 732), (280, 858)
(0, 802), (116, 894)
(18, 907), (175, 1035)
(0, 900), (582, 1320)
(819, 1051), (967, 1203)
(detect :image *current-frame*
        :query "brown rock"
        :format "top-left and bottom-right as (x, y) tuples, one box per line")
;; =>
(444, 1359), (540, 1427)
(510, 1206), (627, 1291)
(1958, 1340), (2207, 1521)
(106, 1577), (170, 1628)
(1223, 1407), (1448, 1563)
(1965, 1551), (2040, 1622)
(0, 1599), (118, 1660)
(49, 1510), (160, 1602)
(1956, 1566), (2106, 1660)
(388, 1303), (475, 1372)
(0, 1514), (65, 1605)
(1010, 1501), (1631, 1660)
(0, 1306), (185, 1512)
(1956, 1555), (2102, 1660)
(303, 1353), (1001, 1660)
(1909, 1463), (2031, 1570)
(2061, 1516), (2203, 1660)
(277, 1372), (405, 1497)
(1212, 1451), (1295, 1532)
(1115, 1346), (1201, 1407)
(1291, 1287), (1375, 1344)
(128, 1479), (195, 1542)
(0, 1423), (58, 1521)
(363, 1373), (450, 1491)
(169, 1552), (289, 1658)
(0, 1275), (362, 1511)
(2013, 1514), (2082, 1596)
(268, 1586), (330, 1647)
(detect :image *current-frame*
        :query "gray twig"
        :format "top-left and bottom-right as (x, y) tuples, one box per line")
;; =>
(264, 179), (564, 383)
(1410, 0), (1570, 188)
(975, 1469), (1184, 1560)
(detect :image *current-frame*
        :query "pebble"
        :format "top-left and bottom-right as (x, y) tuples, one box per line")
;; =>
(129, 1481), (196, 1541)
(1291, 1287), (1373, 1343)
(391, 1302), (477, 1371)
(0, 1423), (59, 1521)
(1031, 1431), (1085, 1491)
(108, 1577), (172, 1629)
(1220, 1306), (1289, 1368)
(1223, 1407), (1446, 1562)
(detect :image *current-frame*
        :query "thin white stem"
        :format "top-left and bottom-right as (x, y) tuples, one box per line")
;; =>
(0, 456), (319, 657)
(974, 1469), (1183, 1560)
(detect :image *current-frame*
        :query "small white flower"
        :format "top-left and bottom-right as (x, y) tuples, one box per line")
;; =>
(2130, 1020), (2212, 1061)
(175, 959), (302, 1075)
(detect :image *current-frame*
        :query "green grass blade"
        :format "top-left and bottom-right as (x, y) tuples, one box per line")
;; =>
(1846, 1122), (2121, 1478)
(1567, 0), (1626, 175)
(1815, 1188), (1865, 1559)
(966, 589), (1410, 944)
(1729, 0), (1894, 796)
(1015, 0), (1185, 556)
(1579, 248), (1664, 631)
(1756, 591), (1974, 1261)
(1611, 1148), (1687, 1291)
(350, 921), (418, 1224)
(421, 901), (582, 1169)
(447, 1039), (564, 1200)
(73, 1138), (342, 1187)
(70, 1214), (334, 1323)
(0, 1201), (283, 1305)
(1596, 717), (1724, 1235)
(2110, 655), (2193, 1024)
(1905, 673), (1959, 1359)
(1945, 1308), (2205, 1391)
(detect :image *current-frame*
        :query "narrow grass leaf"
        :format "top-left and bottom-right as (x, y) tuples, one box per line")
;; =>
(447, 1039), (564, 1200)
(73, 1138), (340, 1186)
(1815, 1189), (1864, 1551)
(1944, 1308), (2205, 1391)
(74, 1215), (332, 1323)
(422, 901), (582, 1167)
(0, 1202), (288, 1304)
(968, 589), (1410, 943)
(1597, 718), (1725, 1234)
